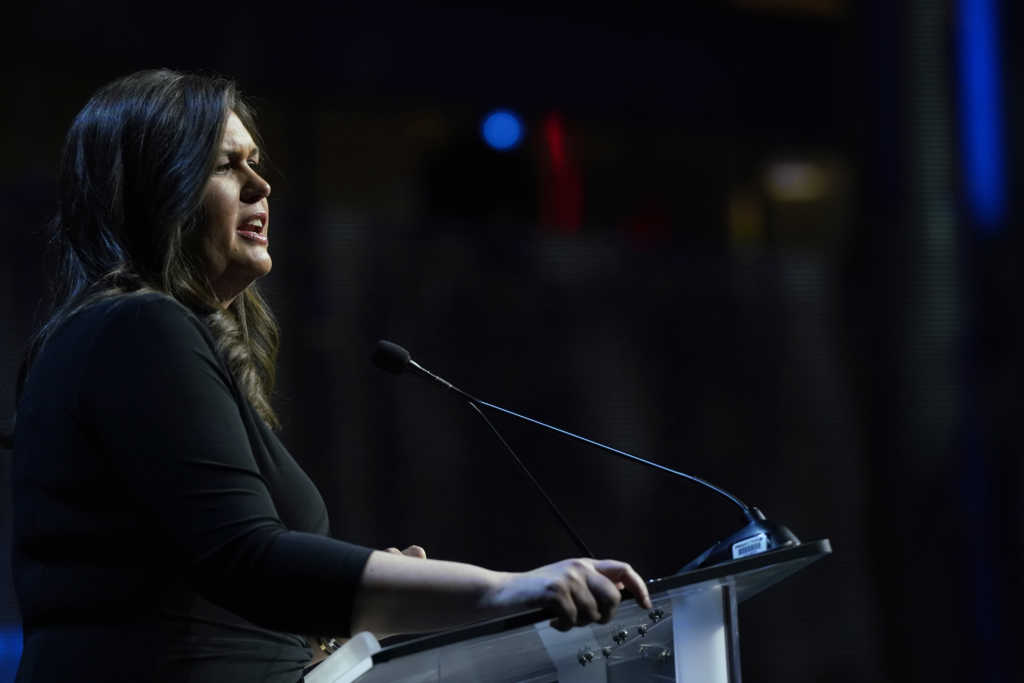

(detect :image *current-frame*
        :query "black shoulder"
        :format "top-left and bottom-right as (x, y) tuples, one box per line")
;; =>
(78, 292), (234, 402)
(88, 292), (211, 344)
(73, 293), (225, 381)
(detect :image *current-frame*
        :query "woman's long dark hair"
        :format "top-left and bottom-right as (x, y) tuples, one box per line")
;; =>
(11, 69), (280, 433)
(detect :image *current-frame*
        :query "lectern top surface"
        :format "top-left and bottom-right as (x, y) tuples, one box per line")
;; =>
(374, 539), (831, 666)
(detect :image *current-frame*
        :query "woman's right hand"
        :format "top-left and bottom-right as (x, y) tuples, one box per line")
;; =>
(484, 558), (651, 631)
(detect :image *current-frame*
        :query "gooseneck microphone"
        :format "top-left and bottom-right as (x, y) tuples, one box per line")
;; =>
(371, 340), (799, 569)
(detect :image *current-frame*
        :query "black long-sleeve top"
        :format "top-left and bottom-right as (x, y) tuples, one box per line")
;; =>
(12, 293), (373, 682)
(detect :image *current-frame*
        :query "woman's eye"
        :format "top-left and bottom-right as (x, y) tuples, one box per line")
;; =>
(247, 159), (261, 170)
(214, 162), (232, 174)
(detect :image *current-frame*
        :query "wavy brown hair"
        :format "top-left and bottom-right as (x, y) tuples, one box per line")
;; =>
(14, 69), (280, 429)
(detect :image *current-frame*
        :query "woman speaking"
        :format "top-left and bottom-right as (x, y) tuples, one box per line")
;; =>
(7, 70), (649, 682)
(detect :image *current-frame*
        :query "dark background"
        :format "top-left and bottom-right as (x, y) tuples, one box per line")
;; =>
(1, 1), (1021, 681)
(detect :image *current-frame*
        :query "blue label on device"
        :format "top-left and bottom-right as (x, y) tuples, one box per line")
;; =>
(732, 533), (768, 559)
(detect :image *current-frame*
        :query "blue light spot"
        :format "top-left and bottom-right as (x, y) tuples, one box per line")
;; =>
(482, 110), (523, 151)
(0, 625), (22, 681)
(957, 0), (1006, 234)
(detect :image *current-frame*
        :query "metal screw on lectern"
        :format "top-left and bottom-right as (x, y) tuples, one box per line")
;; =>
(602, 646), (613, 658)
(639, 643), (671, 663)
(577, 649), (595, 667)
(649, 608), (665, 622)
(637, 624), (648, 637)
(613, 629), (629, 644)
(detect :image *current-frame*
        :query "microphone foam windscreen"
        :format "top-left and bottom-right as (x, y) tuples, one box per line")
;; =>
(372, 340), (412, 374)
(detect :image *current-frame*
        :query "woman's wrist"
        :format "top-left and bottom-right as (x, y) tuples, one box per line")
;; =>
(476, 570), (518, 614)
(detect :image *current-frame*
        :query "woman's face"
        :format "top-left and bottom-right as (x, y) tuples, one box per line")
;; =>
(198, 110), (272, 306)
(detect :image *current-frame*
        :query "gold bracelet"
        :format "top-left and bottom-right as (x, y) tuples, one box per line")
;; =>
(319, 637), (340, 654)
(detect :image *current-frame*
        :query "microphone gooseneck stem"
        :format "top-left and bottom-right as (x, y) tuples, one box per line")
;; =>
(379, 341), (756, 526)
(471, 398), (756, 522)
(466, 401), (595, 558)
(409, 360), (457, 392)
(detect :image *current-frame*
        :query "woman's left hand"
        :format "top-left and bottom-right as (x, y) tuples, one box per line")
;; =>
(385, 545), (427, 559)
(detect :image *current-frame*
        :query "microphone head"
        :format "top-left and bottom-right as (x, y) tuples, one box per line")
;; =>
(372, 340), (412, 374)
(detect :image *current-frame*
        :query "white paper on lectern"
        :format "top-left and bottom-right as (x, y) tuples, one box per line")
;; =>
(304, 631), (382, 683)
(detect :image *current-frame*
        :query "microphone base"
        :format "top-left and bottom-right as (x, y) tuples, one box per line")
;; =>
(681, 515), (801, 571)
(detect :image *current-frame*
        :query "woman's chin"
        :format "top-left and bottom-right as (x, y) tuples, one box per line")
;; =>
(211, 260), (273, 304)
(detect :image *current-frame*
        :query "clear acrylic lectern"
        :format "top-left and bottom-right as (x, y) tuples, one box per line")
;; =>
(306, 539), (831, 683)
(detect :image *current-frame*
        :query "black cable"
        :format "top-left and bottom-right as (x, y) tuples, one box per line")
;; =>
(465, 400), (595, 559)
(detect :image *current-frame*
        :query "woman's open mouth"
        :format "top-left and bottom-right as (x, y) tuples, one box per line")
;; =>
(237, 213), (268, 243)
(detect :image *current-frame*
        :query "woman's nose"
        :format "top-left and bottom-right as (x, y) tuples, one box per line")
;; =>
(242, 170), (271, 203)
